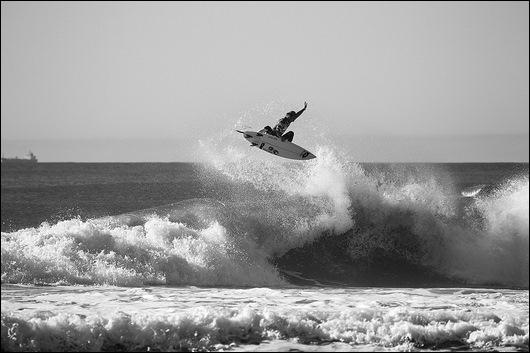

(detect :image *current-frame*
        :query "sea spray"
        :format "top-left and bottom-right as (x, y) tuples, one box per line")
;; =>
(195, 129), (529, 288)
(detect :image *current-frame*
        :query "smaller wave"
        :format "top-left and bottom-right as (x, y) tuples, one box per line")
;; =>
(0, 210), (284, 287)
(2, 305), (528, 351)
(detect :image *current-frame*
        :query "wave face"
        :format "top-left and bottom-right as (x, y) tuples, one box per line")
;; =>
(1, 131), (528, 288)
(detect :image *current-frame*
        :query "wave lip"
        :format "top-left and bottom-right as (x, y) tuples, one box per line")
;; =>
(461, 184), (487, 198)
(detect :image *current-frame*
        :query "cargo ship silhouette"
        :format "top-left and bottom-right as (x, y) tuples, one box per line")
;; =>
(1, 151), (38, 165)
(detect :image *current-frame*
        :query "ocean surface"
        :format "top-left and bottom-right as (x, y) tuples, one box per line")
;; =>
(1, 144), (528, 351)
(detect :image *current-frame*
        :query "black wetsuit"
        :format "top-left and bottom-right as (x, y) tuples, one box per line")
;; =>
(263, 105), (307, 142)
(272, 115), (296, 137)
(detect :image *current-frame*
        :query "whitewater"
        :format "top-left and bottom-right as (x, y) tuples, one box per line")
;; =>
(1, 124), (529, 351)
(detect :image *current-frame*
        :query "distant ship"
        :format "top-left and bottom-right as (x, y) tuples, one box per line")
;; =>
(1, 151), (38, 164)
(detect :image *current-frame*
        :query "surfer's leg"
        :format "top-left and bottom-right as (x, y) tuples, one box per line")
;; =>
(281, 131), (294, 142)
(259, 126), (274, 135)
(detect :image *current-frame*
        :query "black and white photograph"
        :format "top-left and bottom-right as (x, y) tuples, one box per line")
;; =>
(1, 1), (528, 352)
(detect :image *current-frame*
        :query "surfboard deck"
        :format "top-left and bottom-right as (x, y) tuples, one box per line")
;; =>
(237, 130), (316, 160)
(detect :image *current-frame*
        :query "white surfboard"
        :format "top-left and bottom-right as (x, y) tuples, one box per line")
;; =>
(237, 130), (316, 160)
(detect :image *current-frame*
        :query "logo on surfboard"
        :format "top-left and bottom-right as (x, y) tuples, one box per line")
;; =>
(236, 130), (316, 160)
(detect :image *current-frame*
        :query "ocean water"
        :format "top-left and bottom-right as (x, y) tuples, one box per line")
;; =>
(1, 140), (528, 351)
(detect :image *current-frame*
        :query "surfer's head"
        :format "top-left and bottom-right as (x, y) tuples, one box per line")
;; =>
(286, 111), (296, 118)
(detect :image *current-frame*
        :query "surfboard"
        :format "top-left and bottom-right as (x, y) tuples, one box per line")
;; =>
(236, 130), (316, 160)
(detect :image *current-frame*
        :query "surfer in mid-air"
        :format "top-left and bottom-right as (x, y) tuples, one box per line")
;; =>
(236, 101), (315, 159)
(260, 101), (308, 142)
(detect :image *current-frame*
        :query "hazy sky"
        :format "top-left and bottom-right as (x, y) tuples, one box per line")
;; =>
(1, 1), (528, 161)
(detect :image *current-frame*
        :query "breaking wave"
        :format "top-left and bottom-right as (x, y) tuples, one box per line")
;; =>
(1, 130), (528, 288)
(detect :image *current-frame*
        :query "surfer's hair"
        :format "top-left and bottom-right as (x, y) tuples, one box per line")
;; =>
(286, 111), (296, 116)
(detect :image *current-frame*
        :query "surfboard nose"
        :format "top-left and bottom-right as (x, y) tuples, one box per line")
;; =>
(300, 150), (316, 160)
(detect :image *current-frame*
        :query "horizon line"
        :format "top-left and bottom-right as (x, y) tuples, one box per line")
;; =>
(2, 132), (529, 141)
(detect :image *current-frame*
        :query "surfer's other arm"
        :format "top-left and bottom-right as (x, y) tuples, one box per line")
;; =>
(291, 101), (308, 122)
(262, 101), (309, 140)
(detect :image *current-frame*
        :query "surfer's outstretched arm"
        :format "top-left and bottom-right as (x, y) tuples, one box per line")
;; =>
(292, 102), (308, 121)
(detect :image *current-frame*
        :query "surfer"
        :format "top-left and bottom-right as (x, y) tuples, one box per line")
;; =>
(261, 102), (308, 142)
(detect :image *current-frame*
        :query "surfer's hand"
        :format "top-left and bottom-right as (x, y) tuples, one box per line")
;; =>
(304, 101), (308, 108)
